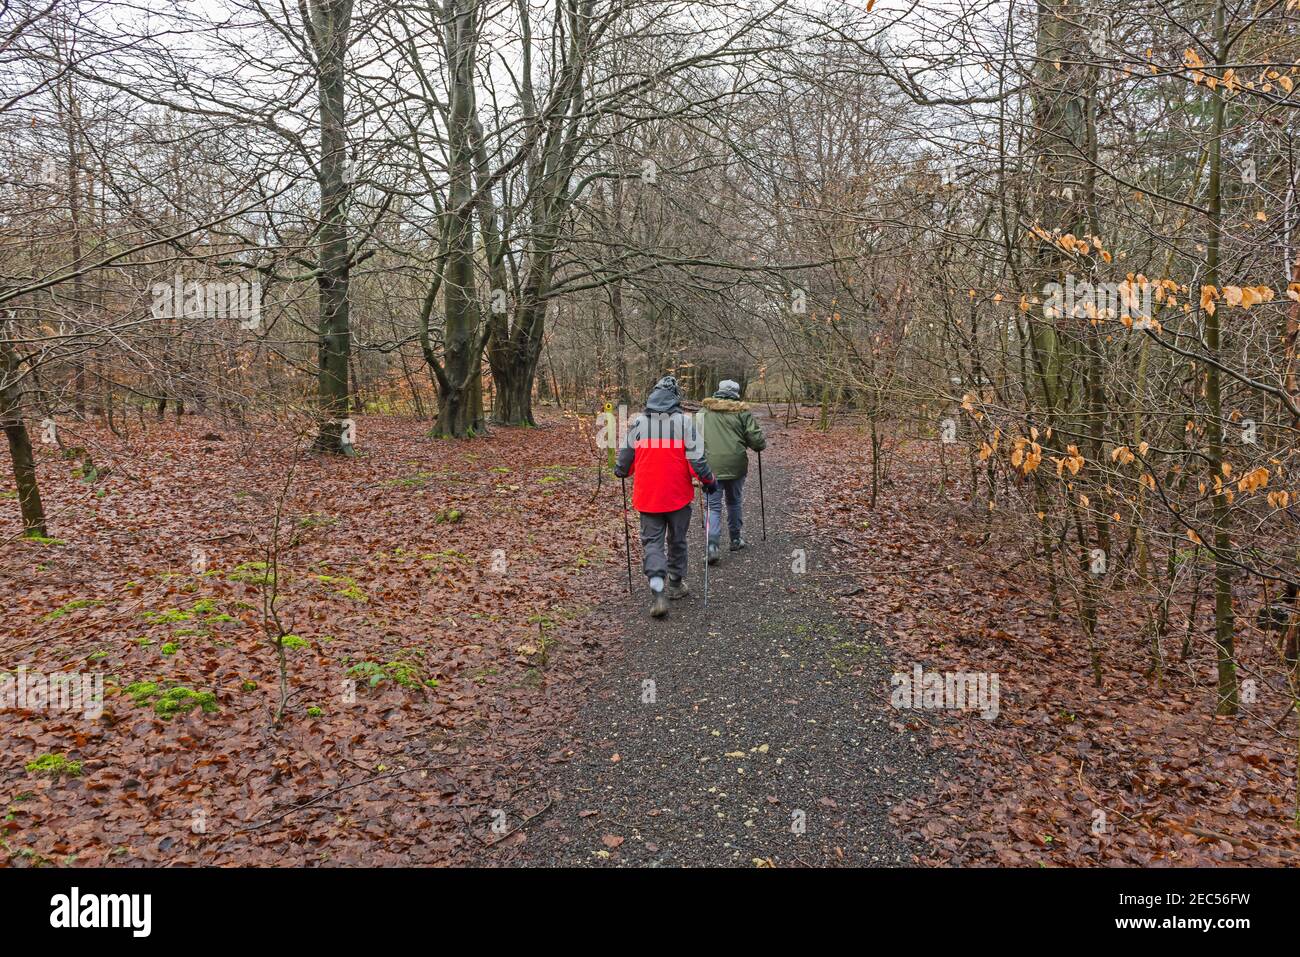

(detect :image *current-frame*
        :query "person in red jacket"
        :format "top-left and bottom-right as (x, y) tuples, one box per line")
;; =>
(615, 375), (717, 618)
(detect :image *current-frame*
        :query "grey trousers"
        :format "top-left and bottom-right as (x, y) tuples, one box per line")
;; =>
(640, 504), (692, 581)
(705, 477), (745, 545)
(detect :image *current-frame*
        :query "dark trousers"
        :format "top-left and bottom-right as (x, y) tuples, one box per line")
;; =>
(705, 477), (745, 545)
(640, 504), (692, 581)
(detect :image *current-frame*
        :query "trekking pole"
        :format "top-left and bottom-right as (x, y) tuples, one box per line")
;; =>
(620, 477), (633, 594)
(699, 485), (709, 609)
(757, 451), (767, 542)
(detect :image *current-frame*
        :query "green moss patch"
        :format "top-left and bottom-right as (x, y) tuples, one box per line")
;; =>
(347, 660), (438, 690)
(42, 598), (104, 622)
(124, 681), (219, 718)
(25, 753), (83, 778)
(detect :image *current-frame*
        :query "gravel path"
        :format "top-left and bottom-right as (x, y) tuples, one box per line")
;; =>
(514, 445), (934, 867)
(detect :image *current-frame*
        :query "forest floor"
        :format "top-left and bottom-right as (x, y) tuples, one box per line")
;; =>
(785, 416), (1300, 866)
(1, 410), (627, 865)
(3, 406), (1297, 867)
(509, 436), (930, 866)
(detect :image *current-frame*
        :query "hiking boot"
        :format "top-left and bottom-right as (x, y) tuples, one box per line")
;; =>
(707, 542), (721, 565)
(729, 537), (748, 552)
(650, 591), (670, 618)
(667, 576), (690, 600)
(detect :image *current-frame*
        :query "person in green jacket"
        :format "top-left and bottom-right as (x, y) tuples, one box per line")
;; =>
(696, 379), (766, 563)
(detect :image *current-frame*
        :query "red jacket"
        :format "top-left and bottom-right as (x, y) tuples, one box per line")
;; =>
(616, 407), (714, 513)
(627, 439), (703, 513)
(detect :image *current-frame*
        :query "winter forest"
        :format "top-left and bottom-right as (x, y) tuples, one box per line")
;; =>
(2, 0), (1299, 883)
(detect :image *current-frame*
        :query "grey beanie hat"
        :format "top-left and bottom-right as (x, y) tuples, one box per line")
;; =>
(715, 379), (741, 399)
(655, 374), (680, 395)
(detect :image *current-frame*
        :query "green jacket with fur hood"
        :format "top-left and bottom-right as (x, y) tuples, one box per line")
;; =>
(697, 398), (766, 480)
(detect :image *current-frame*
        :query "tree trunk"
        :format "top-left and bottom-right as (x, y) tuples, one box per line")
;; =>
(1, 331), (49, 537)
(1205, 0), (1238, 714)
(612, 276), (630, 406)
(307, 0), (355, 455)
(489, 293), (545, 426)
(493, 353), (536, 427)
(427, 0), (485, 440)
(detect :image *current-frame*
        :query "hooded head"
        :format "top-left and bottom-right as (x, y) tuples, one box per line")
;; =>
(714, 379), (741, 400)
(645, 375), (681, 413)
